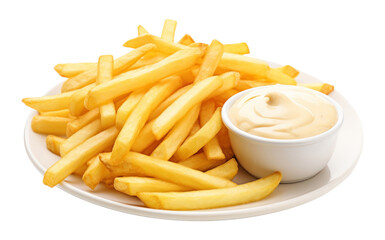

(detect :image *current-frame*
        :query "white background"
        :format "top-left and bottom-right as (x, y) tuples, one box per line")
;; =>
(1, 0), (384, 239)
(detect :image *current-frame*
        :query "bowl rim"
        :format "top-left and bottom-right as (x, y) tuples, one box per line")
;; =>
(221, 84), (344, 145)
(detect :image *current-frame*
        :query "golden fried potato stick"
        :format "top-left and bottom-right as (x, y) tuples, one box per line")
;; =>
(219, 52), (270, 79)
(275, 65), (299, 78)
(123, 33), (188, 55)
(40, 109), (71, 118)
(61, 44), (156, 92)
(188, 120), (201, 137)
(174, 107), (222, 161)
(223, 42), (250, 55)
(54, 63), (96, 78)
(109, 76), (184, 166)
(137, 25), (149, 35)
(46, 135), (65, 156)
(150, 104), (200, 160)
(96, 55), (116, 129)
(138, 171), (281, 210)
(85, 48), (202, 110)
(234, 80), (274, 91)
(60, 119), (102, 156)
(82, 157), (111, 190)
(22, 89), (77, 112)
(131, 119), (157, 153)
(115, 88), (146, 129)
(199, 101), (225, 161)
(205, 158), (238, 180)
(299, 83), (334, 95)
(161, 19), (177, 42)
(43, 127), (119, 187)
(266, 68), (297, 85)
(208, 71), (240, 98)
(122, 152), (236, 190)
(69, 83), (96, 116)
(147, 85), (191, 121)
(31, 115), (71, 136)
(73, 162), (89, 176)
(194, 39), (224, 83)
(178, 34), (195, 45)
(152, 75), (223, 140)
(114, 158), (238, 196)
(66, 108), (99, 137)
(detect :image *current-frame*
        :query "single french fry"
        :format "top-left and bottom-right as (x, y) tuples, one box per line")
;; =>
(43, 127), (119, 187)
(54, 63), (97, 78)
(31, 115), (71, 136)
(138, 171), (281, 210)
(109, 76), (184, 165)
(96, 55), (116, 129)
(150, 104), (200, 160)
(127, 52), (167, 70)
(177, 152), (226, 170)
(266, 68), (297, 85)
(116, 88), (146, 129)
(200, 101), (225, 161)
(275, 65), (300, 78)
(299, 83), (335, 94)
(73, 162), (89, 176)
(194, 39), (224, 83)
(82, 157), (111, 190)
(205, 158), (238, 180)
(208, 71), (240, 98)
(61, 44), (156, 92)
(114, 158), (238, 196)
(223, 42), (250, 55)
(147, 85), (192, 121)
(122, 152), (236, 190)
(235, 80), (274, 91)
(66, 108), (100, 137)
(178, 34), (195, 45)
(69, 83), (96, 116)
(219, 52), (270, 79)
(137, 25), (149, 35)
(131, 119), (156, 153)
(60, 119), (103, 156)
(85, 48), (203, 110)
(174, 108), (222, 161)
(22, 89), (77, 112)
(40, 109), (71, 118)
(123, 33), (188, 55)
(161, 19), (177, 42)
(46, 135), (65, 156)
(152, 75), (223, 140)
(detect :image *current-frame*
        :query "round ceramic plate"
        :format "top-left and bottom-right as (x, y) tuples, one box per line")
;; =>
(24, 63), (363, 220)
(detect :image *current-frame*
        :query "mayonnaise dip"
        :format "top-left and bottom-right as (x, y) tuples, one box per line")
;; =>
(229, 85), (338, 139)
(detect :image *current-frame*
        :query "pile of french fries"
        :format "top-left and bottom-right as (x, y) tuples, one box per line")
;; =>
(23, 19), (334, 210)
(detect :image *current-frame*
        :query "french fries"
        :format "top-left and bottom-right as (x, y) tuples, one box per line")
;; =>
(152, 75), (223, 140)
(121, 152), (236, 190)
(109, 76), (184, 165)
(43, 127), (119, 187)
(138, 171), (281, 210)
(161, 19), (177, 42)
(96, 55), (116, 129)
(61, 44), (156, 92)
(174, 107), (223, 161)
(24, 19), (341, 211)
(31, 115), (71, 136)
(85, 48), (202, 109)
(54, 63), (96, 78)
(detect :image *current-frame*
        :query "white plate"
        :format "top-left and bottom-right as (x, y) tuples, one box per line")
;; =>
(24, 64), (363, 220)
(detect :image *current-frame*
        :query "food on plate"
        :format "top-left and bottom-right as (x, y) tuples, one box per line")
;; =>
(229, 85), (338, 139)
(23, 19), (336, 210)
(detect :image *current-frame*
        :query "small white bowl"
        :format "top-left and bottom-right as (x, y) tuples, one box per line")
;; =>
(222, 85), (344, 183)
